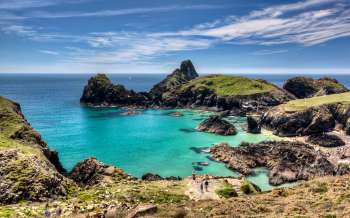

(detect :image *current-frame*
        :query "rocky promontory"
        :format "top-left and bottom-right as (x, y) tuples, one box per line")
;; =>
(196, 115), (237, 135)
(283, 76), (348, 98)
(261, 92), (350, 136)
(210, 141), (336, 185)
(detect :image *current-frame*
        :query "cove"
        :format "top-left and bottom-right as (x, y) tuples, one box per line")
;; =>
(40, 107), (277, 189)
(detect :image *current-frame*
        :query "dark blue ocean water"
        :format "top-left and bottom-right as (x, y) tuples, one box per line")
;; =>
(0, 73), (349, 190)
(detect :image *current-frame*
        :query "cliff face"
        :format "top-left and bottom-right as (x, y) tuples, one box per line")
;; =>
(0, 97), (73, 204)
(283, 76), (348, 98)
(261, 93), (350, 136)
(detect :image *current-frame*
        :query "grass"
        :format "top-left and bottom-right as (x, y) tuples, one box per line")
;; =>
(215, 181), (238, 198)
(181, 75), (276, 96)
(282, 92), (350, 111)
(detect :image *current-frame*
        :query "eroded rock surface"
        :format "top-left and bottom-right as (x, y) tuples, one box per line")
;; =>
(197, 115), (237, 135)
(246, 115), (261, 134)
(210, 141), (335, 185)
(283, 76), (348, 98)
(306, 134), (345, 147)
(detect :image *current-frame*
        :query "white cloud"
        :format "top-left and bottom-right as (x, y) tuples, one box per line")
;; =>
(0, 0), (90, 10)
(39, 50), (59, 55)
(252, 49), (288, 56)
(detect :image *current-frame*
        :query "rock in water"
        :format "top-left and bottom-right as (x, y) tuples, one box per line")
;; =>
(210, 141), (335, 185)
(246, 115), (261, 134)
(149, 60), (198, 102)
(80, 73), (149, 106)
(306, 134), (345, 147)
(196, 115), (237, 135)
(283, 76), (348, 98)
(69, 157), (128, 185)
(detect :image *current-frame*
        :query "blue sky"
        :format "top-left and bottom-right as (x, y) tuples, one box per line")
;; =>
(0, 0), (350, 74)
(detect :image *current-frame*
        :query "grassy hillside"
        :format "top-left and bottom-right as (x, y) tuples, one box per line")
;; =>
(283, 92), (350, 111)
(181, 75), (276, 96)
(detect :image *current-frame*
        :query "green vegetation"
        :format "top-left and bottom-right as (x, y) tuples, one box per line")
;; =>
(310, 182), (328, 193)
(215, 181), (238, 198)
(0, 207), (13, 218)
(283, 92), (350, 111)
(181, 75), (276, 96)
(240, 180), (261, 194)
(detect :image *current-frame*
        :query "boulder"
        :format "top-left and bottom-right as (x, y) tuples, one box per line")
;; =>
(69, 157), (128, 186)
(210, 141), (335, 185)
(306, 134), (345, 147)
(283, 76), (348, 98)
(246, 115), (261, 134)
(196, 115), (237, 135)
(80, 74), (150, 106)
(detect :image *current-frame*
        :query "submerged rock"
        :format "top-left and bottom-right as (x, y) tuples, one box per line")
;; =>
(306, 134), (345, 147)
(210, 141), (335, 185)
(69, 157), (129, 186)
(283, 76), (348, 98)
(246, 115), (261, 134)
(196, 115), (237, 135)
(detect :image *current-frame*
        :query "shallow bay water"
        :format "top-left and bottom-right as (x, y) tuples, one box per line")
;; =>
(1, 73), (349, 190)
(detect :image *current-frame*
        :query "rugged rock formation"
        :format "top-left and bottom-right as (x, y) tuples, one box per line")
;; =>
(80, 74), (150, 107)
(149, 60), (198, 103)
(160, 75), (294, 114)
(346, 118), (350, 135)
(261, 105), (335, 136)
(141, 173), (182, 181)
(210, 141), (335, 185)
(306, 134), (345, 147)
(196, 115), (237, 135)
(69, 157), (129, 186)
(283, 76), (348, 98)
(246, 115), (261, 134)
(0, 96), (72, 204)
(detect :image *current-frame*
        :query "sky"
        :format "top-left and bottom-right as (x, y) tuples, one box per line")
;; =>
(0, 0), (350, 74)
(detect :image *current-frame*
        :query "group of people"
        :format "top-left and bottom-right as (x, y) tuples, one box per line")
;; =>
(192, 170), (210, 193)
(44, 203), (62, 217)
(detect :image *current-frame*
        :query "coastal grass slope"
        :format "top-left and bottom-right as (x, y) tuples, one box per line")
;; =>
(181, 75), (276, 96)
(283, 92), (350, 111)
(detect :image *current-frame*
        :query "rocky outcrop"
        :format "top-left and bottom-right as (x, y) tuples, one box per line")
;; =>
(346, 118), (350, 135)
(196, 115), (237, 135)
(80, 74), (150, 107)
(69, 157), (129, 186)
(246, 115), (261, 134)
(0, 149), (72, 204)
(283, 76), (348, 98)
(261, 105), (335, 136)
(0, 97), (73, 204)
(306, 133), (345, 147)
(149, 60), (198, 103)
(141, 173), (182, 181)
(261, 100), (350, 137)
(210, 141), (335, 185)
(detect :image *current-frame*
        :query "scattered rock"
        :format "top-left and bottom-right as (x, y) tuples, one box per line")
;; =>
(307, 133), (345, 147)
(126, 204), (157, 218)
(283, 76), (348, 98)
(196, 115), (237, 135)
(246, 115), (261, 134)
(210, 141), (335, 185)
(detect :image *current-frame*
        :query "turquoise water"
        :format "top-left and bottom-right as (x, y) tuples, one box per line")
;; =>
(4, 73), (346, 189)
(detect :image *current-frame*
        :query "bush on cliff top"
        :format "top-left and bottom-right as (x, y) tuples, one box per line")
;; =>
(215, 181), (238, 198)
(181, 75), (275, 96)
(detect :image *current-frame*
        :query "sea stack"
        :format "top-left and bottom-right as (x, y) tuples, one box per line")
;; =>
(196, 115), (237, 135)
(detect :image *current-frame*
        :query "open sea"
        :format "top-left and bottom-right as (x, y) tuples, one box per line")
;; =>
(1, 73), (349, 191)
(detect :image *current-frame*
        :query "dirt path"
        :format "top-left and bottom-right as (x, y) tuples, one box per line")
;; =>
(184, 176), (242, 201)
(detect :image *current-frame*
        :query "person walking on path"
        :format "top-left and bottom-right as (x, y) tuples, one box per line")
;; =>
(44, 203), (51, 217)
(192, 170), (196, 181)
(200, 182), (204, 193)
(204, 180), (209, 192)
(55, 206), (62, 217)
